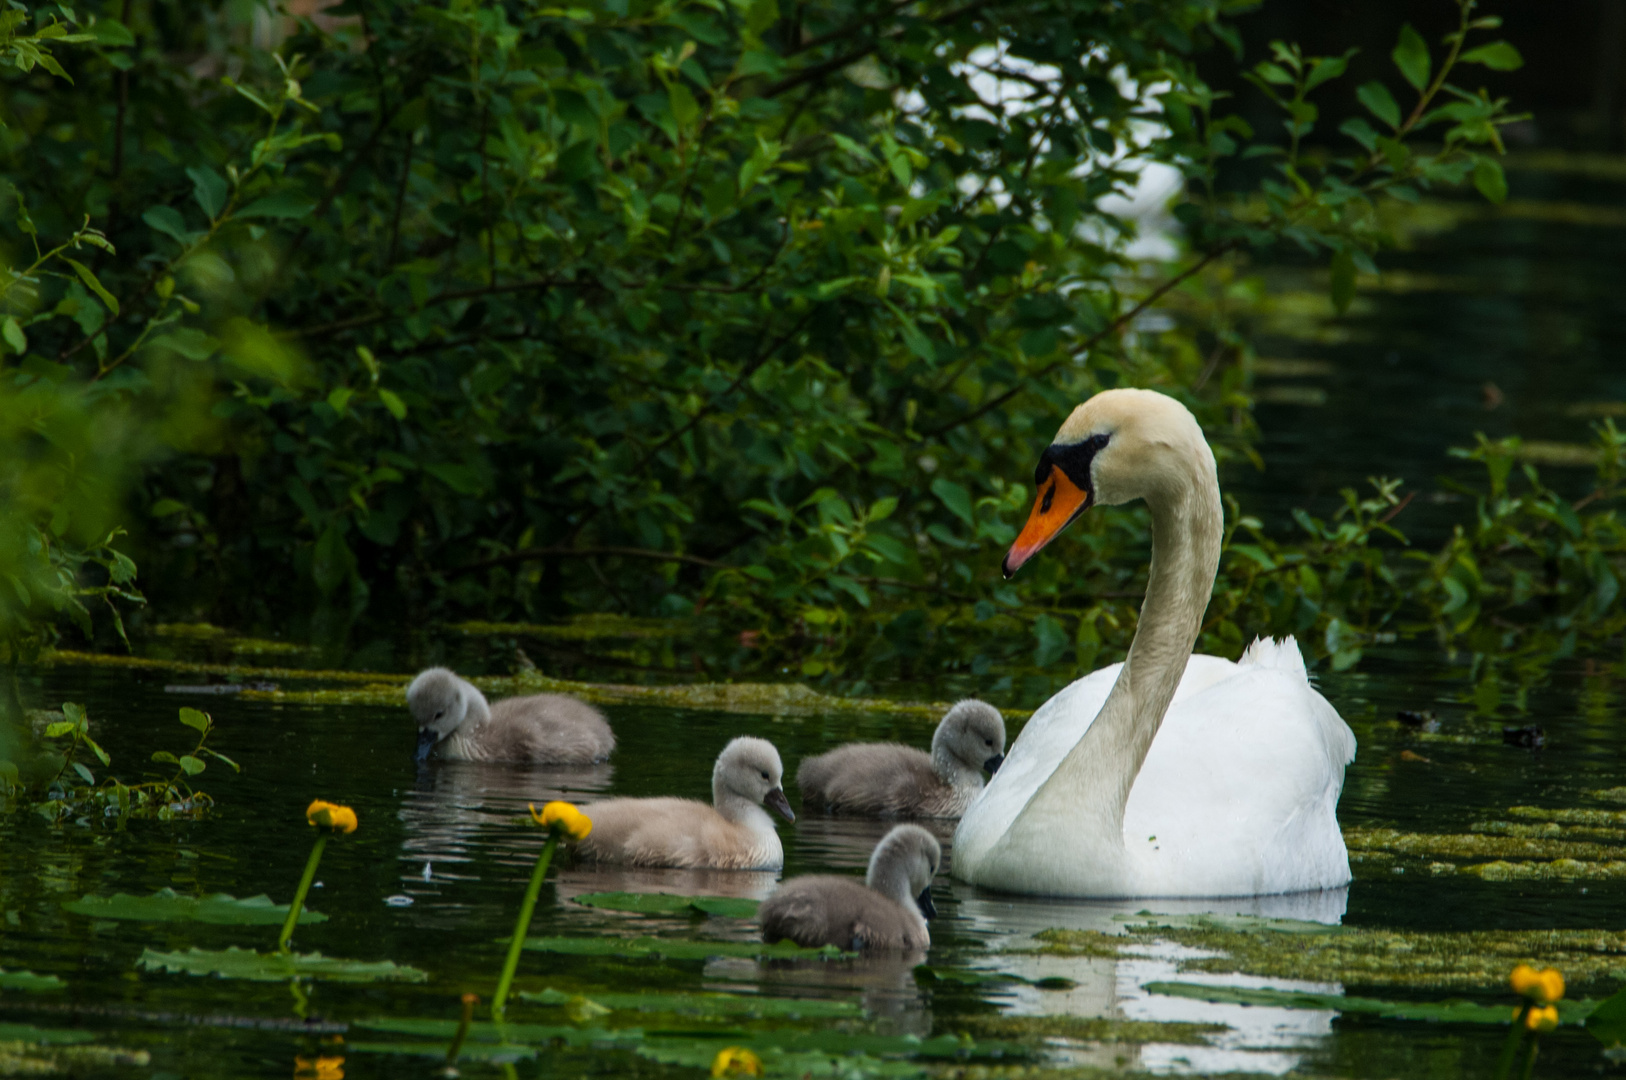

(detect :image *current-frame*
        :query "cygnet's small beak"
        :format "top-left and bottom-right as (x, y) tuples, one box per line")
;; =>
(415, 728), (438, 763)
(916, 885), (937, 920)
(983, 753), (1004, 774)
(764, 787), (796, 822)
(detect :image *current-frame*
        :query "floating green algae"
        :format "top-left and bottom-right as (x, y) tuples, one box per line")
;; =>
(1463, 859), (1626, 880)
(1508, 805), (1626, 827)
(452, 614), (685, 640)
(41, 649), (401, 686)
(245, 669), (961, 720)
(954, 1014), (1221, 1045)
(0, 969), (64, 992)
(1025, 920), (1626, 990)
(1592, 788), (1626, 805)
(1343, 827), (1624, 862)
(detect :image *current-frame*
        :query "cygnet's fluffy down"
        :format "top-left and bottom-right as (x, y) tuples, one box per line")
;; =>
(759, 824), (941, 953)
(408, 667), (614, 765)
(796, 700), (1005, 818)
(573, 737), (794, 870)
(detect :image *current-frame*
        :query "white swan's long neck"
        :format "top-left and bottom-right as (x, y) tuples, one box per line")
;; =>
(1023, 451), (1223, 873)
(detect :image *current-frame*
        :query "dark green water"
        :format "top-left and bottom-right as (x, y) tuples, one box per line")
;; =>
(4, 157), (1625, 1078)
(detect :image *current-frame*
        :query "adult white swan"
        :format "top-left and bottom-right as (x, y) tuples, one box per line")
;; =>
(952, 388), (1355, 898)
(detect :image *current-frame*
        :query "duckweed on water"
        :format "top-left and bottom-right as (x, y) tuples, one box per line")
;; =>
(1508, 806), (1626, 827)
(0, 1038), (151, 1075)
(1343, 827), (1624, 862)
(1028, 921), (1626, 990)
(1141, 982), (1595, 1025)
(1463, 859), (1626, 880)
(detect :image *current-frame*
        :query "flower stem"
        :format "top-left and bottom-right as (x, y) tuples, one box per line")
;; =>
(1492, 1003), (1529, 1080)
(446, 993), (478, 1067)
(491, 833), (558, 1022)
(278, 835), (327, 953)
(1517, 1037), (1540, 1080)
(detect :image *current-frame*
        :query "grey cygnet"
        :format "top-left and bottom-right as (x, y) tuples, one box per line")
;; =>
(759, 824), (941, 953)
(407, 667), (614, 765)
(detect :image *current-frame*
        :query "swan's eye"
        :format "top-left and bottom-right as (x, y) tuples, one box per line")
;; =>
(984, 738), (993, 746)
(433, 710), (444, 721)
(1040, 483), (1056, 514)
(760, 770), (770, 780)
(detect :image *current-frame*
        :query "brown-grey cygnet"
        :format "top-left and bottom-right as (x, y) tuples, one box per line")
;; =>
(408, 667), (614, 765)
(572, 737), (795, 870)
(796, 700), (1005, 818)
(759, 824), (941, 953)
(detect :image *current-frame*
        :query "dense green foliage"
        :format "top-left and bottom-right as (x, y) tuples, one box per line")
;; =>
(6, 0), (1607, 713)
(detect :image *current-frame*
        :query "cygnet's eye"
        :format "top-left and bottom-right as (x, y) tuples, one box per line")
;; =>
(984, 738), (993, 746)
(433, 710), (445, 721)
(760, 770), (770, 781)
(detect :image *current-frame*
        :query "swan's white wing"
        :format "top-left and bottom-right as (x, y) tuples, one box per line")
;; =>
(953, 654), (1240, 875)
(1123, 640), (1354, 895)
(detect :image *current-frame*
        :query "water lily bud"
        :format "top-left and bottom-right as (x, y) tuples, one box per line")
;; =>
(305, 799), (358, 834)
(530, 801), (592, 840)
(1535, 968), (1565, 1003)
(1525, 1004), (1559, 1032)
(711, 1047), (763, 1078)
(1509, 964), (1540, 998)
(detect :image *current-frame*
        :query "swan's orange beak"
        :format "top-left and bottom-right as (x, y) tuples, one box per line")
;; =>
(1003, 469), (1090, 578)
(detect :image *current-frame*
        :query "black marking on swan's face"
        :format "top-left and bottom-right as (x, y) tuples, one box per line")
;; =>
(1033, 433), (1109, 508)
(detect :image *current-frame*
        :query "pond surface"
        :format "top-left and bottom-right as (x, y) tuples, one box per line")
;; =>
(3, 155), (1625, 1078)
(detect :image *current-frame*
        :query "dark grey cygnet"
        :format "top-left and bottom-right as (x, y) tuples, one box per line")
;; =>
(758, 824), (941, 953)
(796, 700), (1005, 818)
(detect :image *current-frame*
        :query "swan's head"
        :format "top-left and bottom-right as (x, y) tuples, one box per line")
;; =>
(1003, 388), (1208, 577)
(867, 824), (942, 919)
(407, 667), (480, 761)
(933, 699), (1007, 773)
(715, 736), (796, 822)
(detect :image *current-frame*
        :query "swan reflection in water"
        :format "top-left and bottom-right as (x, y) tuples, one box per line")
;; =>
(950, 884), (1350, 1077)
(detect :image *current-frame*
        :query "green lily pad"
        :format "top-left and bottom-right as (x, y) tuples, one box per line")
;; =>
(0, 1024), (95, 1044)
(352, 1018), (644, 1047)
(522, 935), (850, 961)
(1585, 984), (1626, 1045)
(63, 888), (327, 925)
(522, 986), (860, 1018)
(348, 1042), (538, 1062)
(637, 1043), (922, 1078)
(913, 965), (1073, 989)
(0, 968), (65, 991)
(137, 946), (427, 982)
(1144, 981), (1594, 1025)
(574, 891), (762, 919)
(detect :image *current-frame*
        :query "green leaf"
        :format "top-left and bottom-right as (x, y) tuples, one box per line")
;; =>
(0, 969), (65, 992)
(81, 732), (111, 766)
(1391, 24), (1431, 92)
(377, 388), (408, 420)
(142, 205), (193, 245)
(1357, 81), (1401, 129)
(0, 1023), (92, 1042)
(1473, 156), (1508, 204)
(149, 499), (188, 517)
(147, 327), (220, 361)
(1146, 981), (1593, 1025)
(43, 721), (75, 738)
(178, 707), (210, 733)
(63, 258), (119, 315)
(177, 755), (206, 775)
(1329, 248), (1357, 314)
(327, 386), (354, 417)
(574, 891), (762, 918)
(89, 19), (135, 46)
(138, 947), (426, 982)
(71, 762), (95, 784)
(151, 751), (178, 765)
(1460, 41), (1523, 71)
(522, 935), (851, 961)
(2, 315), (26, 355)
(236, 192), (317, 219)
(930, 478), (975, 526)
(64, 889), (327, 925)
(1587, 983), (1626, 1044)
(312, 524), (356, 596)
(186, 166), (229, 220)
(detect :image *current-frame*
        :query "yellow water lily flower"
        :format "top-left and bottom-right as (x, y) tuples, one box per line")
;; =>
(529, 800), (592, 840)
(1525, 1004), (1560, 1032)
(305, 800), (358, 834)
(711, 1046), (763, 1079)
(1510, 963), (1564, 1003)
(293, 1054), (345, 1079)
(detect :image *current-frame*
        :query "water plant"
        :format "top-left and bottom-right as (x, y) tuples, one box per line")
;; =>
(490, 801), (592, 1023)
(1496, 965), (1566, 1080)
(712, 1047), (764, 1079)
(279, 800), (358, 952)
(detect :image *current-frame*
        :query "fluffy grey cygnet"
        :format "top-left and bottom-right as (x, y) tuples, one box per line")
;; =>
(759, 824), (941, 953)
(408, 667), (614, 765)
(796, 700), (1005, 818)
(573, 736), (795, 870)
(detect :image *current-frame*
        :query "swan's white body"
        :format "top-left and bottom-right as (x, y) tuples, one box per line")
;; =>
(952, 389), (1356, 898)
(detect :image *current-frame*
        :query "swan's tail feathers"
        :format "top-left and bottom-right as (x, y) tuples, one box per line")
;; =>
(1238, 636), (1307, 675)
